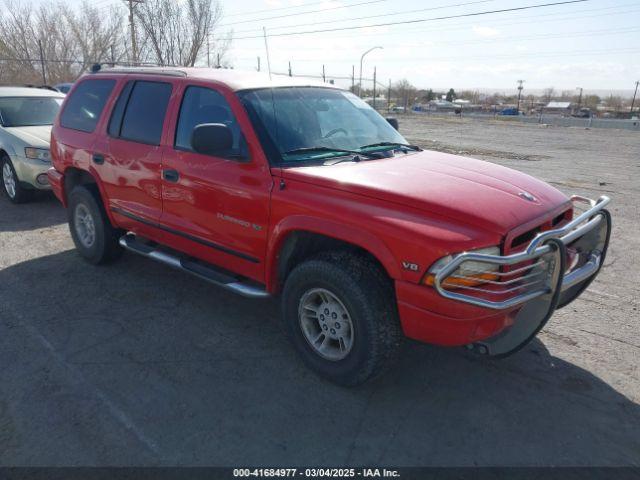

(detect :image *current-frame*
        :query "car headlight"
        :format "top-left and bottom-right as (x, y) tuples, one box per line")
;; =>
(24, 147), (51, 162)
(423, 246), (501, 288)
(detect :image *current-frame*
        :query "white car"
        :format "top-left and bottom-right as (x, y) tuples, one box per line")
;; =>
(0, 87), (65, 203)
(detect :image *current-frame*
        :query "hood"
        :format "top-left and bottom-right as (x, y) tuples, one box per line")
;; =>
(280, 150), (570, 234)
(5, 125), (52, 148)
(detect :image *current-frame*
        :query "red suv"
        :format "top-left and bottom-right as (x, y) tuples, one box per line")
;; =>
(49, 67), (611, 385)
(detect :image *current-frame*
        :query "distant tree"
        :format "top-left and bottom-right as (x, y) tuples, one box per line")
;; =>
(583, 94), (601, 109)
(0, 0), (126, 84)
(606, 95), (624, 112)
(135, 0), (229, 67)
(392, 78), (417, 110)
(446, 88), (456, 102)
(542, 87), (555, 103)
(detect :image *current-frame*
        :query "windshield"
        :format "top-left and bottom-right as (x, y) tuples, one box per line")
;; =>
(0, 96), (63, 127)
(239, 87), (408, 163)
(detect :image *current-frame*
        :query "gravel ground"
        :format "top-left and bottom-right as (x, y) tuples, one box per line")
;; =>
(0, 116), (638, 467)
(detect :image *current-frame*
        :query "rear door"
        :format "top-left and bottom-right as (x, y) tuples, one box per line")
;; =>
(53, 77), (117, 188)
(159, 82), (273, 282)
(98, 78), (173, 235)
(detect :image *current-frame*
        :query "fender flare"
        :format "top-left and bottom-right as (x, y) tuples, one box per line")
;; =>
(63, 165), (117, 226)
(265, 215), (401, 293)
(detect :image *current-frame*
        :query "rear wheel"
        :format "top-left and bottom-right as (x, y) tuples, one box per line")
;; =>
(68, 185), (123, 264)
(282, 252), (402, 386)
(1, 155), (33, 204)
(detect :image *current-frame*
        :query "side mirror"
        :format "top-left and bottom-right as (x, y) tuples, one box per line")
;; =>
(191, 123), (233, 156)
(385, 117), (399, 131)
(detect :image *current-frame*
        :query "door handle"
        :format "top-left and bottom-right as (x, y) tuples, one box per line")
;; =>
(163, 169), (180, 182)
(92, 153), (105, 165)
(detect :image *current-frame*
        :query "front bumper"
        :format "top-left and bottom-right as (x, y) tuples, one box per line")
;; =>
(429, 195), (611, 356)
(10, 154), (52, 190)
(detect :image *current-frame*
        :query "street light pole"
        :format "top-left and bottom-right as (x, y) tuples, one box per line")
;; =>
(358, 46), (382, 98)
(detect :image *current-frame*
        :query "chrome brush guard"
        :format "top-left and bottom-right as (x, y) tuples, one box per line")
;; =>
(433, 195), (611, 310)
(433, 195), (611, 356)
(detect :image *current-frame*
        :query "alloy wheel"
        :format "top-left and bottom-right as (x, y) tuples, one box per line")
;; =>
(298, 288), (354, 361)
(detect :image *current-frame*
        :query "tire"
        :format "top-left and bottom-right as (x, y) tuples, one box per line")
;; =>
(67, 185), (123, 264)
(282, 251), (403, 386)
(1, 155), (34, 204)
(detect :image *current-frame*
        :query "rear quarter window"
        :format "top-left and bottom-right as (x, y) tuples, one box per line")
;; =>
(60, 79), (116, 133)
(118, 81), (172, 145)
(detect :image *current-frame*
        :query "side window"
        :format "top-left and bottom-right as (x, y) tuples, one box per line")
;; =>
(175, 86), (247, 159)
(116, 81), (172, 145)
(107, 80), (134, 137)
(60, 79), (115, 133)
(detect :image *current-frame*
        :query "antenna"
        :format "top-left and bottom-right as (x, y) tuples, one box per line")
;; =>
(263, 27), (272, 80)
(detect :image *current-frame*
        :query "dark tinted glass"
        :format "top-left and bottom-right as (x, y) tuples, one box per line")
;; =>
(175, 86), (246, 158)
(120, 81), (172, 145)
(108, 81), (134, 137)
(60, 79), (115, 133)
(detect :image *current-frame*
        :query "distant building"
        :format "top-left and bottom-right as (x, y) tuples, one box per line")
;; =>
(545, 101), (572, 115)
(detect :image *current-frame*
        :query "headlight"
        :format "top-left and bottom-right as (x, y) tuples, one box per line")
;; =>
(24, 147), (51, 162)
(423, 246), (500, 288)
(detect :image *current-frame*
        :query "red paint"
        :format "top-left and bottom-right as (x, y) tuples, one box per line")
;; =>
(49, 70), (573, 347)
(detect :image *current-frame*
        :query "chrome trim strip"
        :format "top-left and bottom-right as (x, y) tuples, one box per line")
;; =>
(432, 195), (610, 310)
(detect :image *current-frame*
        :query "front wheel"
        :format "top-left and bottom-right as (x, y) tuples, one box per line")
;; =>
(1, 156), (33, 203)
(282, 252), (402, 386)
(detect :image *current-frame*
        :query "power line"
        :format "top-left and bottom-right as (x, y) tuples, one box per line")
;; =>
(230, 0), (500, 35)
(218, 0), (389, 27)
(217, 4), (639, 43)
(279, 3), (639, 40)
(229, 0), (590, 40)
(269, 47), (638, 62)
(260, 25), (640, 51)
(224, 0), (375, 18)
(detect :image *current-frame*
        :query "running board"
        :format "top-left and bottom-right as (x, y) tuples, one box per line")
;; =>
(118, 234), (270, 299)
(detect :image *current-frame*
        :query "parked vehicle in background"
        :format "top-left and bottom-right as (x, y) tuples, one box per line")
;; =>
(499, 107), (521, 116)
(49, 67), (611, 385)
(572, 108), (592, 118)
(0, 86), (65, 203)
(54, 83), (73, 94)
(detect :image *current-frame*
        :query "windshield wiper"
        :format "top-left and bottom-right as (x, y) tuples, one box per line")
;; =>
(283, 146), (379, 160)
(359, 142), (422, 151)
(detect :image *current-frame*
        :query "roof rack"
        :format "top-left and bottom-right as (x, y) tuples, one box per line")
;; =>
(90, 63), (187, 78)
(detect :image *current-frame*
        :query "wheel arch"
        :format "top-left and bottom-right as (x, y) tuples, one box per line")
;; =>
(63, 167), (116, 225)
(266, 216), (401, 294)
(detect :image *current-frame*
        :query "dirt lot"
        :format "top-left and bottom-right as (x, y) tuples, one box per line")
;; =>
(1, 116), (638, 466)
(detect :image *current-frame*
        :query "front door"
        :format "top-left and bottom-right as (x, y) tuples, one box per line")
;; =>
(160, 83), (273, 282)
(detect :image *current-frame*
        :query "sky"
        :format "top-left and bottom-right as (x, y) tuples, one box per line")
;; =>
(42, 0), (640, 95)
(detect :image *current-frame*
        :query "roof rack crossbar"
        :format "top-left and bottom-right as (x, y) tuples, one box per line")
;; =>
(90, 63), (187, 78)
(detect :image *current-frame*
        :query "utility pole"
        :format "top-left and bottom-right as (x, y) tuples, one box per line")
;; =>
(387, 79), (391, 113)
(322, 65), (325, 83)
(372, 66), (377, 110)
(288, 61), (292, 77)
(576, 87), (583, 109)
(37, 39), (46, 85)
(351, 65), (355, 92)
(256, 56), (260, 72)
(125, 0), (143, 65)
(216, 53), (220, 68)
(516, 79), (524, 113)
(631, 80), (639, 114)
